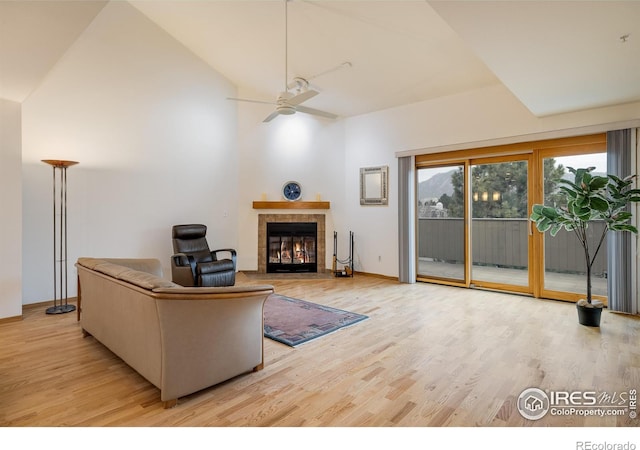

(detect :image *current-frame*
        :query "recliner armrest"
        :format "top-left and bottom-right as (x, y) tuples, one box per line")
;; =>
(210, 248), (237, 267)
(170, 253), (197, 287)
(171, 253), (189, 266)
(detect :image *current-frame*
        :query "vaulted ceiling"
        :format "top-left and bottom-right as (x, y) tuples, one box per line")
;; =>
(2, 1), (639, 119)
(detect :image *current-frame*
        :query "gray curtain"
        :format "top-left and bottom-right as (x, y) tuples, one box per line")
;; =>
(398, 156), (416, 283)
(607, 129), (636, 314)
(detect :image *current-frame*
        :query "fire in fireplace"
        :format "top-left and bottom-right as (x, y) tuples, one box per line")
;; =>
(267, 222), (317, 273)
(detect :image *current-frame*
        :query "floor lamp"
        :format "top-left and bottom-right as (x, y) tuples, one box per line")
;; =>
(42, 159), (78, 315)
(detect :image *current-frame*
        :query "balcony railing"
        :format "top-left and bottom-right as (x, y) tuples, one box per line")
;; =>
(418, 218), (607, 276)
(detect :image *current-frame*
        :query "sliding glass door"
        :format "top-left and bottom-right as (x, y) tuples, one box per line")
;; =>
(415, 134), (608, 303)
(416, 164), (467, 284)
(470, 157), (531, 293)
(539, 151), (608, 302)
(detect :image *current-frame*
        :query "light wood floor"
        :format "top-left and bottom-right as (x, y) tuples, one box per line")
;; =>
(1, 272), (639, 427)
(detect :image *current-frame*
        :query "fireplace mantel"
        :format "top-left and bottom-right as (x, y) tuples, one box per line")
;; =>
(253, 201), (330, 210)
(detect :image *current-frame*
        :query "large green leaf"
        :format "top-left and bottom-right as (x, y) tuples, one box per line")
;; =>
(573, 167), (587, 186)
(589, 176), (608, 190)
(537, 217), (552, 232)
(611, 224), (638, 233)
(532, 204), (545, 214)
(589, 196), (609, 212)
(608, 174), (623, 184)
(558, 178), (579, 191)
(576, 194), (589, 207)
(577, 207), (592, 221)
(558, 185), (578, 198)
(540, 206), (559, 219)
(612, 211), (632, 221)
(568, 200), (581, 216)
(549, 223), (563, 237)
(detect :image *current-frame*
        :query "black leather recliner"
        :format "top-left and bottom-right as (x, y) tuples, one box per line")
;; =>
(171, 224), (236, 287)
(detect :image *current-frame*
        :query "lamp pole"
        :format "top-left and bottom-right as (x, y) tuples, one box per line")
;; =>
(42, 159), (78, 315)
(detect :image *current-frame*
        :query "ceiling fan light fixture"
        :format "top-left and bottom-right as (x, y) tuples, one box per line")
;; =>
(277, 104), (296, 115)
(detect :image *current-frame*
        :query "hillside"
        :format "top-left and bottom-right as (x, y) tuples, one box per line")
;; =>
(418, 169), (456, 201)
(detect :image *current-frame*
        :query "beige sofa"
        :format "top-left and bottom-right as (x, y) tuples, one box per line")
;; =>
(76, 257), (274, 408)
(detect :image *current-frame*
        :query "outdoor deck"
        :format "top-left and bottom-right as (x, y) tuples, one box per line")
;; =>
(418, 258), (607, 296)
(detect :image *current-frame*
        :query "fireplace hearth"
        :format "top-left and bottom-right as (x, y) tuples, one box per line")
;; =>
(267, 222), (317, 273)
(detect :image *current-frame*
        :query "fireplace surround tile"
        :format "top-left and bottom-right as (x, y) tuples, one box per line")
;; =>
(258, 214), (325, 274)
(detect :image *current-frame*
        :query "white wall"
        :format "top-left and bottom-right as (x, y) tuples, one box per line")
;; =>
(21, 1), (238, 304)
(344, 83), (640, 278)
(236, 97), (346, 271)
(0, 99), (23, 319)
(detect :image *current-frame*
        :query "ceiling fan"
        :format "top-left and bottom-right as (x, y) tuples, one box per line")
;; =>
(227, 0), (346, 123)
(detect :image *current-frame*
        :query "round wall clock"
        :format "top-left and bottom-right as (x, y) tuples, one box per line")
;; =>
(282, 181), (302, 201)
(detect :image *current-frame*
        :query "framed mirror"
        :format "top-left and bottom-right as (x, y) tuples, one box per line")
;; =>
(360, 166), (388, 205)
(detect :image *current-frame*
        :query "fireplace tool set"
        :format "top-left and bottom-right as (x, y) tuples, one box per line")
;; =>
(332, 231), (354, 277)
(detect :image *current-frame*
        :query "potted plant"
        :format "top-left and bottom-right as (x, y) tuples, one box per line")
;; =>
(530, 167), (640, 326)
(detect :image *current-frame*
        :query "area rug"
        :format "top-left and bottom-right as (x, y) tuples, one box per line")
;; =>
(263, 294), (368, 347)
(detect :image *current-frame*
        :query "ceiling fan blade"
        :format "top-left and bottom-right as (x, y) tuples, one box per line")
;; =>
(263, 110), (282, 123)
(227, 97), (275, 105)
(306, 61), (352, 82)
(287, 62), (352, 91)
(288, 89), (318, 106)
(296, 105), (338, 120)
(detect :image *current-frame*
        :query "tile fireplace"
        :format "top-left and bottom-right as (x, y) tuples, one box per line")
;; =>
(257, 214), (325, 274)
